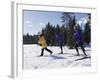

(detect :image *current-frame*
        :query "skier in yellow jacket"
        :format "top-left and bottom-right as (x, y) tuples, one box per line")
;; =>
(38, 33), (52, 56)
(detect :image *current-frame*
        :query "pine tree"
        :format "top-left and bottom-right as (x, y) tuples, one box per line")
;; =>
(61, 13), (76, 48)
(84, 14), (91, 44)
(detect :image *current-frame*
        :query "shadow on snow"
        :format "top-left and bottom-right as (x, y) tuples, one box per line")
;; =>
(75, 56), (91, 61)
(51, 55), (66, 60)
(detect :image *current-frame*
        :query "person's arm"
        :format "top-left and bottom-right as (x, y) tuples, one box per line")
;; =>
(38, 37), (42, 46)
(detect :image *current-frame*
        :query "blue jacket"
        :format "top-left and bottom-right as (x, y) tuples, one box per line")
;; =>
(55, 33), (64, 43)
(74, 30), (83, 44)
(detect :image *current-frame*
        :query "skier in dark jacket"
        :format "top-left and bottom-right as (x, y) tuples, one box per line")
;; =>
(55, 32), (64, 54)
(74, 24), (87, 56)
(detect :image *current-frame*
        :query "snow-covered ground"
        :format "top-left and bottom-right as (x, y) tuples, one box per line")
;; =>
(24, 44), (91, 69)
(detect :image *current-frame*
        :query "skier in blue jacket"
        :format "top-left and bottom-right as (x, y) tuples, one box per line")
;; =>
(74, 24), (87, 56)
(55, 32), (64, 54)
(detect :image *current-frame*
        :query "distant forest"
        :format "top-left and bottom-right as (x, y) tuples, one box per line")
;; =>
(23, 12), (91, 48)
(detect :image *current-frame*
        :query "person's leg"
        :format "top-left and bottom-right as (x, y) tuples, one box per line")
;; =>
(75, 44), (79, 56)
(80, 43), (87, 56)
(60, 43), (63, 54)
(40, 48), (44, 56)
(45, 47), (52, 54)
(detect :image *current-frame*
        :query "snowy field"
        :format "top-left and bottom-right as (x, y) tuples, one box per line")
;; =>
(23, 44), (91, 69)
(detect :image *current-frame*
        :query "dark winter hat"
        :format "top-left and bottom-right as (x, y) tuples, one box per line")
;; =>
(40, 33), (44, 37)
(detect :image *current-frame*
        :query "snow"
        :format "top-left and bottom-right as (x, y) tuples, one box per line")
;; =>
(24, 44), (91, 69)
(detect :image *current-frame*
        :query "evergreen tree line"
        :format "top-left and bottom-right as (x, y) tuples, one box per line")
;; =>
(23, 12), (91, 48)
(41, 22), (67, 46)
(23, 34), (38, 44)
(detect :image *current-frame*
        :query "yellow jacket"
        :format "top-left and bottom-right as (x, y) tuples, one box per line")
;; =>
(38, 35), (47, 48)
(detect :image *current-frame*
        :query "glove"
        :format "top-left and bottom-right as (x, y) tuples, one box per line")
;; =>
(38, 44), (42, 46)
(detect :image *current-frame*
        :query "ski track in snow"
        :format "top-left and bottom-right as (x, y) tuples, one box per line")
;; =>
(24, 44), (91, 69)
